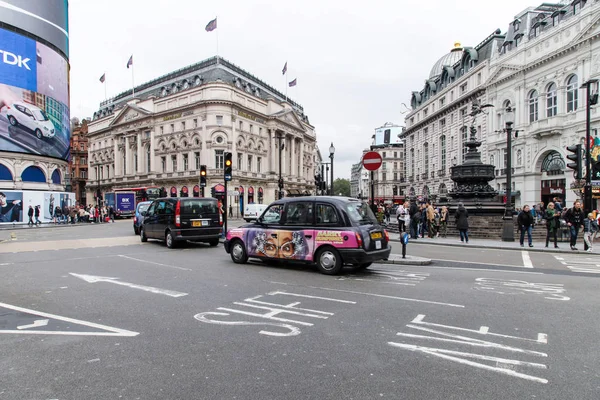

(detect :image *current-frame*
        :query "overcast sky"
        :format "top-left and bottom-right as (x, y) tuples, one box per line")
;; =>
(69, 0), (533, 179)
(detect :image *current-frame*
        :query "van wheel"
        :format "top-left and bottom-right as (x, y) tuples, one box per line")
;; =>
(8, 116), (18, 126)
(35, 129), (42, 139)
(230, 239), (248, 264)
(209, 238), (219, 247)
(140, 227), (147, 242)
(166, 230), (177, 249)
(315, 247), (343, 275)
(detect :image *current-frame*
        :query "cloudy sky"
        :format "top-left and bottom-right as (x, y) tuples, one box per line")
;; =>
(69, 0), (533, 179)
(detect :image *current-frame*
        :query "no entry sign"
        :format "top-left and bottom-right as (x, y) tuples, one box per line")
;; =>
(362, 151), (383, 171)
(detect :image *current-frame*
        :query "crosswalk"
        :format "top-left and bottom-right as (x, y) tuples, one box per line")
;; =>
(554, 255), (600, 274)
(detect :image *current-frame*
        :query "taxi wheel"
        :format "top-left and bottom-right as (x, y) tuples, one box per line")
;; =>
(166, 230), (177, 249)
(140, 227), (147, 242)
(230, 239), (248, 264)
(209, 238), (219, 247)
(315, 247), (343, 275)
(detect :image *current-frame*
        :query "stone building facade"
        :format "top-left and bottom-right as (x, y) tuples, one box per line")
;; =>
(86, 57), (318, 208)
(68, 120), (89, 205)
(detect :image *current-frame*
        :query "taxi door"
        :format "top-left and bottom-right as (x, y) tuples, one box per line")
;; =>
(276, 201), (315, 261)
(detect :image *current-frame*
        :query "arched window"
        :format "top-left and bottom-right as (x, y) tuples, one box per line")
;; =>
(541, 151), (565, 176)
(566, 75), (578, 112)
(0, 163), (13, 181)
(51, 169), (61, 184)
(546, 82), (557, 117)
(21, 166), (46, 183)
(528, 90), (539, 122)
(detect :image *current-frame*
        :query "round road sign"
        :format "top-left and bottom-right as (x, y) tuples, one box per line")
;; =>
(362, 151), (383, 171)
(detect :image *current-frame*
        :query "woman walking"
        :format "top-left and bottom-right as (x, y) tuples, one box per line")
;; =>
(583, 213), (599, 252)
(455, 203), (469, 243)
(544, 202), (560, 248)
(439, 206), (449, 238)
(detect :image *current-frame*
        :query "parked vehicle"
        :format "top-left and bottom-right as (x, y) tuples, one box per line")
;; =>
(104, 191), (136, 218)
(140, 197), (222, 248)
(4, 101), (55, 139)
(224, 197), (391, 275)
(133, 201), (152, 235)
(243, 204), (267, 222)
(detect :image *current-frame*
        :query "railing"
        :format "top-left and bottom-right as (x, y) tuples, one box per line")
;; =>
(437, 170), (446, 177)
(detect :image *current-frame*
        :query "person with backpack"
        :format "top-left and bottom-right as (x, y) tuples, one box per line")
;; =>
(544, 202), (560, 248)
(409, 201), (419, 239)
(396, 202), (407, 233)
(517, 204), (535, 248)
(455, 203), (469, 243)
(583, 213), (599, 253)
(565, 200), (585, 251)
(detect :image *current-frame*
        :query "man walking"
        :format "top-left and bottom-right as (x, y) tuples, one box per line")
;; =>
(565, 200), (584, 251)
(409, 200), (419, 239)
(518, 204), (535, 248)
(27, 205), (34, 227)
(34, 205), (41, 226)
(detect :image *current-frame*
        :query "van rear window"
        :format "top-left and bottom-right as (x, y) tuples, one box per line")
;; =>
(181, 199), (218, 215)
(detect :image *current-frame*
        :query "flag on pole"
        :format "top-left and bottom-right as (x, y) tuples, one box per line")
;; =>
(205, 17), (217, 32)
(288, 78), (297, 87)
(127, 55), (133, 69)
(282, 62), (287, 75)
(99, 73), (105, 83)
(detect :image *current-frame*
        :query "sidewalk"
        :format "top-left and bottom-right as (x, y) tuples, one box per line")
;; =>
(388, 232), (600, 255)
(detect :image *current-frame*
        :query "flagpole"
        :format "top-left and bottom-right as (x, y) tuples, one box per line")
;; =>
(285, 70), (288, 102)
(216, 16), (219, 61)
(104, 79), (107, 101)
(131, 62), (135, 99)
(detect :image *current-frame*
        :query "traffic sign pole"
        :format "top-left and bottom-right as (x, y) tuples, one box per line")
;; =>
(363, 150), (383, 209)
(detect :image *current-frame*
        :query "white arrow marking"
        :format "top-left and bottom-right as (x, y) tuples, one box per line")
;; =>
(17, 319), (49, 330)
(69, 273), (187, 298)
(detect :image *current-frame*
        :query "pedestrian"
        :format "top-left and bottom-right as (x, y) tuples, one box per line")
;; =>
(426, 203), (436, 238)
(544, 202), (560, 248)
(439, 206), (449, 238)
(583, 213), (599, 253)
(518, 204), (535, 248)
(565, 200), (584, 251)
(455, 202), (469, 243)
(229, 204), (233, 218)
(27, 205), (34, 226)
(420, 204), (428, 238)
(409, 201), (419, 239)
(34, 205), (41, 226)
(554, 197), (563, 212)
(109, 206), (115, 222)
(384, 207), (390, 224)
(396, 202), (407, 233)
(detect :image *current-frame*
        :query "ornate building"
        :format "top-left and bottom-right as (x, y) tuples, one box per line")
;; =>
(68, 120), (89, 205)
(86, 56), (318, 206)
(486, 0), (600, 207)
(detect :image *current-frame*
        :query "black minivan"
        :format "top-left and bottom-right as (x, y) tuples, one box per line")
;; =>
(140, 197), (222, 248)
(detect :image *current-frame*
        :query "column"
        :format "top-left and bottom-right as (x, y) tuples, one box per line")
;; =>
(113, 139), (121, 176)
(270, 129), (277, 173)
(298, 141), (304, 181)
(150, 131), (156, 172)
(136, 132), (143, 174)
(290, 137), (296, 179)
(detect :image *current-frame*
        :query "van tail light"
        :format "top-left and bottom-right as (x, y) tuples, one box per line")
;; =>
(175, 200), (181, 227)
(219, 212), (223, 226)
(384, 230), (389, 242)
(355, 232), (363, 248)
(134, 216), (137, 223)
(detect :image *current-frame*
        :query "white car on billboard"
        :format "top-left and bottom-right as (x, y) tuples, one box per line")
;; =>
(5, 101), (55, 140)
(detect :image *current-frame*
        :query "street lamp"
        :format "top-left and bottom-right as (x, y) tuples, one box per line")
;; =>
(329, 142), (335, 196)
(501, 105), (515, 242)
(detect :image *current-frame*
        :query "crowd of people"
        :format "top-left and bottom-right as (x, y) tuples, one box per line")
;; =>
(26, 204), (116, 226)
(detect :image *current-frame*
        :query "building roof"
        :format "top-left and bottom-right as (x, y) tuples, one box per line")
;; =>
(429, 44), (463, 79)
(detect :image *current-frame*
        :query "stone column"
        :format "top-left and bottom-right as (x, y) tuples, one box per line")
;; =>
(290, 137), (296, 179)
(137, 132), (143, 174)
(113, 139), (120, 176)
(150, 131), (156, 172)
(124, 136), (131, 175)
(298, 141), (304, 180)
(270, 129), (276, 173)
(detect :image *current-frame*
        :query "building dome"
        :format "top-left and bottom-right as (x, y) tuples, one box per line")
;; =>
(428, 43), (463, 79)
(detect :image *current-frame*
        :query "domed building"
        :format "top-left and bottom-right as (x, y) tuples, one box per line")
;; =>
(401, 31), (506, 203)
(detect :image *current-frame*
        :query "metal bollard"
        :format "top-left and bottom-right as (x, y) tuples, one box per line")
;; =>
(401, 232), (409, 259)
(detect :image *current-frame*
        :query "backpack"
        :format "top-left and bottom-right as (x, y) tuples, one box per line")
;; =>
(561, 208), (569, 220)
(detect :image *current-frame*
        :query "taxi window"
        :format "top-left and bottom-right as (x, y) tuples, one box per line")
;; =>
(262, 204), (282, 224)
(284, 202), (314, 225)
(345, 201), (378, 225)
(316, 204), (339, 226)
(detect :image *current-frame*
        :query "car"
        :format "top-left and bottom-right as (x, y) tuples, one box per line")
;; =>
(133, 200), (152, 235)
(224, 196), (392, 275)
(243, 203), (267, 222)
(140, 197), (222, 248)
(4, 101), (55, 139)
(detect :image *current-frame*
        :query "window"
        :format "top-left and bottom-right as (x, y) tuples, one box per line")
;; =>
(566, 75), (578, 112)
(423, 143), (429, 174)
(450, 91), (454, 101)
(239, 121), (243, 131)
(181, 121), (186, 131)
(237, 153), (243, 169)
(574, 1), (581, 14)
(170, 124), (175, 133)
(284, 202), (314, 225)
(546, 83), (558, 117)
(193, 118), (198, 128)
(194, 152), (200, 170)
(382, 152), (386, 158)
(460, 83), (467, 94)
(183, 154), (188, 171)
(171, 155), (177, 171)
(533, 25), (540, 38)
(461, 126), (468, 163)
(393, 162), (398, 170)
(80, 157), (87, 165)
(529, 90), (539, 122)
(216, 115), (223, 126)
(439, 97), (445, 107)
(161, 156), (166, 172)
(249, 124), (253, 133)
(514, 36), (522, 47)
(215, 150), (224, 169)
(146, 147), (151, 172)
(247, 155), (253, 172)
(393, 152), (397, 158)
(160, 126), (164, 135)
(440, 135), (446, 171)
(134, 151), (138, 173)
(382, 173), (387, 181)
(262, 204), (283, 224)
(410, 148), (415, 176)
(259, 127), (263, 135)
(440, 118), (446, 131)
(423, 108), (428, 117)
(382, 162), (387, 170)
(80, 170), (87, 179)
(393, 172), (398, 181)
(503, 148), (508, 168)
(79, 143), (84, 151)
(316, 204), (339, 226)
(513, 20), (520, 32)
(552, 14), (560, 26)
(477, 73), (482, 85)
(257, 157), (262, 173)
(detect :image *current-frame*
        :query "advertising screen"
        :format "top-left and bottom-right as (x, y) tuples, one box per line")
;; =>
(0, 27), (70, 161)
(374, 126), (403, 146)
(0, 190), (75, 224)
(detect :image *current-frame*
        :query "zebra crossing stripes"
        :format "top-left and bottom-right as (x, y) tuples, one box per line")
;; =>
(554, 256), (600, 274)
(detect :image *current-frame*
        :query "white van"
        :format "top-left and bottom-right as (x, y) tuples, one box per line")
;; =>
(244, 204), (267, 222)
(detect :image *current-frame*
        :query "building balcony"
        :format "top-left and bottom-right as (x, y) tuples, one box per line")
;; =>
(421, 173), (428, 179)
(430, 171), (435, 179)
(437, 170), (446, 177)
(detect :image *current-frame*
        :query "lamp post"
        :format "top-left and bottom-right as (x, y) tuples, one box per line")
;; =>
(276, 131), (284, 199)
(329, 142), (335, 196)
(501, 106), (515, 242)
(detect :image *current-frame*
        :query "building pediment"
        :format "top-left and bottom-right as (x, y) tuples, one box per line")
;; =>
(109, 104), (153, 128)
(487, 64), (521, 86)
(571, 11), (600, 44)
(270, 109), (306, 132)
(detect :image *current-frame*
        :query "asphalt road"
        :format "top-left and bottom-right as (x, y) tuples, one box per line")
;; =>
(1, 222), (599, 399)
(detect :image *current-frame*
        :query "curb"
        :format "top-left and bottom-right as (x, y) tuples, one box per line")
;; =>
(389, 238), (598, 255)
(379, 255), (432, 265)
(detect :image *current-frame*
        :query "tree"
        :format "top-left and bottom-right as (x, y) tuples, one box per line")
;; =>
(332, 178), (351, 197)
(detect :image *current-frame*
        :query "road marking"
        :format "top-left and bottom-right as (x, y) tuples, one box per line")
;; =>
(268, 281), (464, 308)
(117, 255), (192, 271)
(69, 273), (188, 298)
(338, 270), (430, 286)
(553, 255), (600, 273)
(0, 302), (138, 337)
(266, 291), (356, 304)
(473, 278), (569, 301)
(521, 251), (534, 268)
(389, 314), (549, 384)
(17, 319), (48, 330)
(397, 264), (544, 275)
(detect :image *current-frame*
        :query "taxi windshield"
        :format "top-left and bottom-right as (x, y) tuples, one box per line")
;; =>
(345, 201), (378, 225)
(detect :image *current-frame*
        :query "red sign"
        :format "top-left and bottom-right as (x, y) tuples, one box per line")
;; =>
(362, 151), (382, 171)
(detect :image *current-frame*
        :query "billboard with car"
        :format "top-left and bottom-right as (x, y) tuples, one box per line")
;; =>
(0, 26), (70, 161)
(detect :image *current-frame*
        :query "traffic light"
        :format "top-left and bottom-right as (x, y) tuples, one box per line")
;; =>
(224, 152), (232, 181)
(210, 187), (216, 198)
(566, 144), (582, 180)
(592, 160), (600, 180)
(200, 165), (207, 187)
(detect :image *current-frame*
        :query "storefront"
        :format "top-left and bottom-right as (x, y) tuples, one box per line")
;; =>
(541, 179), (566, 206)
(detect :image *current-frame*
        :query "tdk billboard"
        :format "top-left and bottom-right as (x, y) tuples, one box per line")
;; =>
(0, 28), (37, 92)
